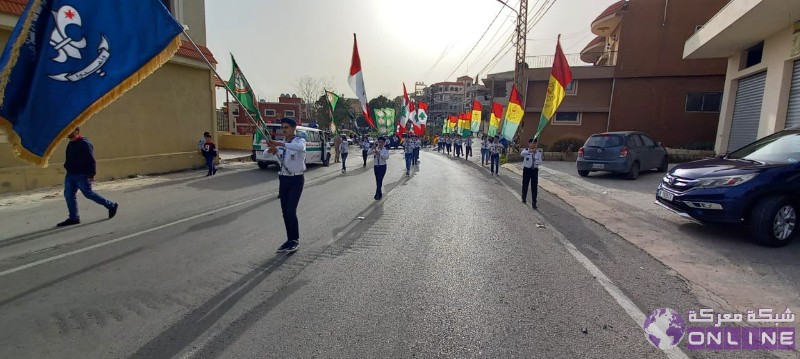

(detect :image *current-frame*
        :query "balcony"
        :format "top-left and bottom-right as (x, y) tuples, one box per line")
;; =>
(591, 0), (626, 36)
(525, 51), (616, 68)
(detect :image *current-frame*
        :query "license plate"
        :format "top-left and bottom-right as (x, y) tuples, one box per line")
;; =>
(592, 163), (604, 169)
(658, 190), (674, 201)
(256, 150), (264, 157)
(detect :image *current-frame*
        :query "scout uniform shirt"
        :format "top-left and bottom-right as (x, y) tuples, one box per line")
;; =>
(522, 148), (543, 169)
(361, 140), (371, 151)
(481, 139), (489, 150)
(372, 145), (390, 165)
(489, 142), (503, 155)
(404, 141), (414, 154)
(278, 136), (307, 176)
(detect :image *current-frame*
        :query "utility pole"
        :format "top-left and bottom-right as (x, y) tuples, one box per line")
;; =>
(497, 0), (528, 148)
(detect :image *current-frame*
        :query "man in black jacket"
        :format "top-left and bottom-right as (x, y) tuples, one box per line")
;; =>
(57, 127), (119, 227)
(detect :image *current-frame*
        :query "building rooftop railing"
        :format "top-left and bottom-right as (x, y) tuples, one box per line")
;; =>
(525, 51), (617, 68)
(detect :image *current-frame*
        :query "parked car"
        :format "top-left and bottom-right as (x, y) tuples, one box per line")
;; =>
(577, 131), (668, 179)
(655, 126), (800, 247)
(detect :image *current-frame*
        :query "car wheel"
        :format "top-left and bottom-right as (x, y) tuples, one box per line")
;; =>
(625, 162), (640, 180)
(750, 196), (797, 247)
(578, 170), (590, 177)
(657, 156), (668, 172)
(257, 162), (270, 170)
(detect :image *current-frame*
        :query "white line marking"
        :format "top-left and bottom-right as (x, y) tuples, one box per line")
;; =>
(0, 170), (342, 278)
(495, 177), (690, 359)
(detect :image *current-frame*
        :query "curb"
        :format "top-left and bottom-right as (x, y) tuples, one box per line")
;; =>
(220, 155), (252, 164)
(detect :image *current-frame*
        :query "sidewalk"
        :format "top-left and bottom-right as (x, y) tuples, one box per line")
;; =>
(219, 149), (251, 163)
(501, 160), (800, 323)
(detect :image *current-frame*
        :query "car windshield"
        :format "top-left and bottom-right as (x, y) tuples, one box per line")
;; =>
(727, 130), (800, 164)
(585, 134), (623, 148)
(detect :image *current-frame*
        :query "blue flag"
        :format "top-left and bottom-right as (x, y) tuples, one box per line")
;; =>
(0, 0), (184, 166)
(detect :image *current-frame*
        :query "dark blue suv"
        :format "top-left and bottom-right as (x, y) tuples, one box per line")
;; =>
(655, 127), (800, 247)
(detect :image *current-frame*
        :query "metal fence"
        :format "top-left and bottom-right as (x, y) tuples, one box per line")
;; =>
(525, 51), (617, 68)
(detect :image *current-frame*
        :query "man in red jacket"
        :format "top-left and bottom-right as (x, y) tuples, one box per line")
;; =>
(57, 127), (119, 227)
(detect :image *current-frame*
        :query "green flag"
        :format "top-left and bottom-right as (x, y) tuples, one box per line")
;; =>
(374, 108), (387, 136)
(325, 90), (340, 134)
(227, 54), (265, 145)
(379, 108), (394, 136)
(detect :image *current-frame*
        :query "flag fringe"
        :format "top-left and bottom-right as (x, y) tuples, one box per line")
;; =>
(0, 0), (43, 108)
(1, 35), (182, 168)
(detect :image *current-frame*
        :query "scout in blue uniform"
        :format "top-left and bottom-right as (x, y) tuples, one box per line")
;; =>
(369, 137), (390, 200)
(268, 118), (306, 253)
(521, 138), (543, 209)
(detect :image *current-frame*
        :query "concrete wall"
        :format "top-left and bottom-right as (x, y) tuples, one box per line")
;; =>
(715, 24), (800, 154)
(609, 75), (725, 147)
(218, 133), (253, 151)
(615, 0), (729, 78)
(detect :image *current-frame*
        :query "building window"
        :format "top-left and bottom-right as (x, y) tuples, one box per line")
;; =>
(743, 42), (763, 69)
(232, 107), (239, 116)
(553, 112), (581, 125)
(265, 109), (276, 117)
(565, 80), (577, 95)
(284, 110), (295, 118)
(685, 93), (722, 112)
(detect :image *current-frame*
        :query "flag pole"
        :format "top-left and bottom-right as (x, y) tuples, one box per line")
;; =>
(180, 30), (269, 141)
(324, 89), (336, 134)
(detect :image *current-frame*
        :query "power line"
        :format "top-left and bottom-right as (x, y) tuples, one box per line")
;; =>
(470, 1), (520, 70)
(443, 5), (507, 81)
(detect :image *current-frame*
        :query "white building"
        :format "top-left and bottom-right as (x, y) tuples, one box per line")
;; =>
(684, 0), (800, 154)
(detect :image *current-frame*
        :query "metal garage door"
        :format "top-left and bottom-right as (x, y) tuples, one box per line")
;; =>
(785, 60), (800, 129)
(727, 71), (766, 152)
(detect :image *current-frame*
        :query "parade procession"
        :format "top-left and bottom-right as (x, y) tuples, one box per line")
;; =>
(0, 0), (799, 358)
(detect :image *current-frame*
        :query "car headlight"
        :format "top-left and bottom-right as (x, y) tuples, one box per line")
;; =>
(696, 173), (757, 188)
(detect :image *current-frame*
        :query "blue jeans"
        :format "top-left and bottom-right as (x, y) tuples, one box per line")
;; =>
(341, 152), (348, 170)
(413, 148), (420, 164)
(64, 174), (114, 220)
(490, 154), (500, 174)
(205, 156), (215, 175)
(481, 148), (488, 164)
(404, 153), (413, 173)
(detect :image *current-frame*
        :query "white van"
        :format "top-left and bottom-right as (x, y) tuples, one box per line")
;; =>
(252, 124), (330, 169)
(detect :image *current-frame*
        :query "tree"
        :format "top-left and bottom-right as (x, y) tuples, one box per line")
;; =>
(295, 76), (336, 121)
(315, 94), (354, 130)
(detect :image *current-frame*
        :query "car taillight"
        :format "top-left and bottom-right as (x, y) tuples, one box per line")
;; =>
(619, 147), (629, 158)
(578, 147), (584, 158)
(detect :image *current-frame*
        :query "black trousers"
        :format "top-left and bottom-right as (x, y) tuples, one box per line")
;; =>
(341, 152), (348, 170)
(522, 167), (539, 205)
(362, 150), (368, 166)
(465, 145), (472, 158)
(279, 175), (304, 242)
(374, 164), (386, 196)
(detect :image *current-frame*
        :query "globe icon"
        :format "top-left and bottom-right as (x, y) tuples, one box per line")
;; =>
(643, 308), (686, 349)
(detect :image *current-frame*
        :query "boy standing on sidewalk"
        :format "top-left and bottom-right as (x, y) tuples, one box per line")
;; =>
(201, 134), (218, 177)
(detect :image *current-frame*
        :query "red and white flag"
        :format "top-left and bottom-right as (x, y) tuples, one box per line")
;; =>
(416, 101), (428, 135)
(400, 83), (411, 135)
(348, 34), (375, 128)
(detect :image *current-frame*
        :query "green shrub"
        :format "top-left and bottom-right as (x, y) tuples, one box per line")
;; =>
(500, 153), (506, 165)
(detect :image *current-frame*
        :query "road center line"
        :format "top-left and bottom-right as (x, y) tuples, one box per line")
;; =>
(494, 175), (690, 359)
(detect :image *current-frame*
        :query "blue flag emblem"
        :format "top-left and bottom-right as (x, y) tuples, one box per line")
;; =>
(0, 0), (184, 166)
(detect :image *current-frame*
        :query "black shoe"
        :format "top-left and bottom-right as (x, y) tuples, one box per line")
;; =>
(522, 199), (526, 204)
(212, 168), (217, 175)
(276, 241), (292, 253)
(108, 203), (119, 219)
(57, 218), (80, 227)
(284, 240), (299, 253)
(532, 205), (538, 210)
(205, 174), (211, 177)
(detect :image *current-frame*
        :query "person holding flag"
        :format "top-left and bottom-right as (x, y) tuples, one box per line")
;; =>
(521, 138), (543, 209)
(534, 35), (573, 140)
(360, 135), (371, 167)
(369, 137), (390, 200)
(489, 136), (503, 175)
(480, 135), (490, 166)
(402, 133), (413, 176)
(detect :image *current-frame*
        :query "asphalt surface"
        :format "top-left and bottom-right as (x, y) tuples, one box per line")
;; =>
(0, 147), (784, 358)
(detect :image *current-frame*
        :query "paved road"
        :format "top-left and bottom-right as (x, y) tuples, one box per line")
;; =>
(0, 148), (780, 358)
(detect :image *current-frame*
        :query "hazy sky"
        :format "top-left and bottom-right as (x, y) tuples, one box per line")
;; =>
(206, 0), (618, 104)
